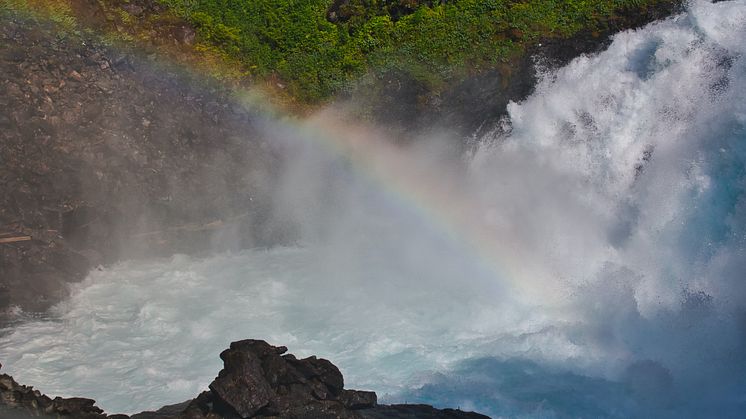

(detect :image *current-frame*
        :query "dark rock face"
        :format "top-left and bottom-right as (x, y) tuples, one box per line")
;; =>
(0, 341), (488, 418)
(0, 10), (290, 315)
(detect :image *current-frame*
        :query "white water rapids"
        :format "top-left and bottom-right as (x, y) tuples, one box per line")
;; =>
(2, 1), (746, 417)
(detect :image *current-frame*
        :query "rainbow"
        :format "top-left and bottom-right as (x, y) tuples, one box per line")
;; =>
(5, 1), (551, 302)
(241, 105), (552, 301)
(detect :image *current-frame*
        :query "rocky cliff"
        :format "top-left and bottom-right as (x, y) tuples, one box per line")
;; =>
(0, 8), (290, 315)
(0, 340), (489, 419)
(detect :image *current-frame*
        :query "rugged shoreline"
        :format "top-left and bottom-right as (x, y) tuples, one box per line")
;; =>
(0, 339), (489, 418)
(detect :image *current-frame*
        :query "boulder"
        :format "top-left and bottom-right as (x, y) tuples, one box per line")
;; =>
(207, 339), (352, 417)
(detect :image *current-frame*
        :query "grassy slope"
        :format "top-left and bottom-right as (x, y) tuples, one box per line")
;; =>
(158, 0), (673, 102)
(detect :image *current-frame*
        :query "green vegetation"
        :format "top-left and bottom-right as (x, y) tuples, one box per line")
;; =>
(4, 0), (671, 103)
(157, 0), (669, 102)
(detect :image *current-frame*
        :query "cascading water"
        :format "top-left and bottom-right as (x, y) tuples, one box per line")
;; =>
(2, 1), (745, 417)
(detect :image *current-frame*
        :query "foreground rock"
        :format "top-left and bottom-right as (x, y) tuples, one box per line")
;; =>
(0, 341), (488, 419)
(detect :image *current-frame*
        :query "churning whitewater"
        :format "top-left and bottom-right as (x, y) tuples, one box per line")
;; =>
(2, 0), (745, 417)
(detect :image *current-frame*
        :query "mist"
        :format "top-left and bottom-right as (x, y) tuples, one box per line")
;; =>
(1, 0), (745, 417)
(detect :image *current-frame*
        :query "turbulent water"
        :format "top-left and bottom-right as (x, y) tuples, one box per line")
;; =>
(2, 1), (746, 417)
